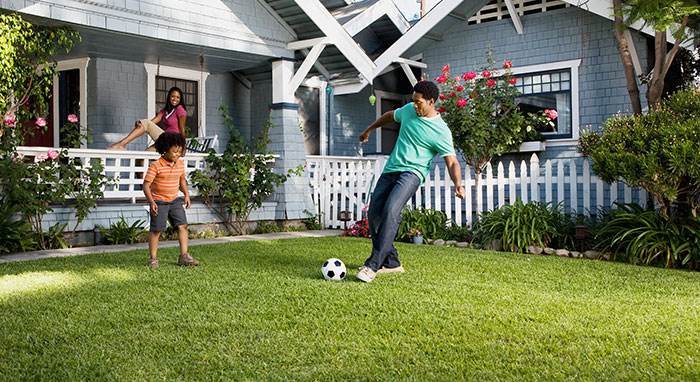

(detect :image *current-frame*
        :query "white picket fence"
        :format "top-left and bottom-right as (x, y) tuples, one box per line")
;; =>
(306, 154), (648, 229)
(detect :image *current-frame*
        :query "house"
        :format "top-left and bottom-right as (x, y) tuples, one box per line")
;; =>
(2, 0), (666, 237)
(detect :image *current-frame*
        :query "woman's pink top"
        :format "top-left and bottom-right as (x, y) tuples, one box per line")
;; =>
(159, 105), (186, 133)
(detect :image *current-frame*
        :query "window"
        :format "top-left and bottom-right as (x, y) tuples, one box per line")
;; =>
(510, 59), (580, 142)
(155, 76), (199, 137)
(515, 69), (572, 138)
(58, 69), (81, 147)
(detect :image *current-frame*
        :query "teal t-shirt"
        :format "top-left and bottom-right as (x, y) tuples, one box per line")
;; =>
(382, 102), (456, 183)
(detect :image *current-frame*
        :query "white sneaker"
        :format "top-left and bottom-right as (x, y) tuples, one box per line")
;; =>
(355, 266), (376, 283)
(377, 265), (405, 274)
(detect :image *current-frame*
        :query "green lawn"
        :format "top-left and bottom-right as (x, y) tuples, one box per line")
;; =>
(1, 236), (699, 381)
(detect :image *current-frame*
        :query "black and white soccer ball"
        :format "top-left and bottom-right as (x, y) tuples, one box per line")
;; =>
(321, 258), (346, 281)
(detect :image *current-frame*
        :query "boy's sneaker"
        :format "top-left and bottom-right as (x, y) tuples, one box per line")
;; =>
(178, 253), (199, 266)
(377, 265), (405, 274)
(147, 259), (159, 269)
(356, 266), (376, 283)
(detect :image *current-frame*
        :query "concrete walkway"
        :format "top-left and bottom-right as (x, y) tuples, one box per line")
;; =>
(0, 229), (342, 263)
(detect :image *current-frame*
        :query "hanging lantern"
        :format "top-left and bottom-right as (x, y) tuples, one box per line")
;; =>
(368, 94), (376, 106)
(325, 86), (332, 95)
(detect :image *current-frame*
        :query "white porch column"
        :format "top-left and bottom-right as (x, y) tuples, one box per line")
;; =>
(269, 59), (315, 220)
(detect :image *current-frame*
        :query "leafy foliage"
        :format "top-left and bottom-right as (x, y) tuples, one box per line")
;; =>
(473, 200), (576, 253)
(302, 209), (324, 230)
(397, 207), (448, 241)
(579, 88), (700, 217)
(0, 13), (80, 129)
(98, 216), (147, 245)
(596, 203), (700, 269)
(190, 106), (301, 235)
(43, 222), (68, 250)
(0, 203), (36, 254)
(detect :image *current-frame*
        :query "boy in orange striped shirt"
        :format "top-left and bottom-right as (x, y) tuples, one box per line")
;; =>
(143, 132), (199, 268)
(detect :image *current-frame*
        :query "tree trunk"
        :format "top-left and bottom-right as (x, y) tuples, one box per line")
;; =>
(612, 0), (642, 115)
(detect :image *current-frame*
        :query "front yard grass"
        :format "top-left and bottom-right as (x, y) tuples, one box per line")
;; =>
(1, 236), (699, 381)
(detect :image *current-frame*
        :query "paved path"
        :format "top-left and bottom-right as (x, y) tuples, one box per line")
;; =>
(0, 230), (342, 264)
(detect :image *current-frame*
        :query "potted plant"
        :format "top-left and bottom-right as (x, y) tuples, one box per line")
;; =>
(410, 229), (423, 244)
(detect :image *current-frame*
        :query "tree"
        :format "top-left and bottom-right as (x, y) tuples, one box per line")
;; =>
(613, 0), (700, 113)
(190, 106), (302, 235)
(0, 13), (79, 135)
(436, 49), (553, 218)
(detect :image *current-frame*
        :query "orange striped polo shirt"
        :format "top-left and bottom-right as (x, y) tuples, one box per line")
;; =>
(144, 157), (185, 202)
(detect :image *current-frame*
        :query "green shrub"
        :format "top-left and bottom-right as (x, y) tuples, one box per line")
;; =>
(302, 209), (324, 230)
(99, 216), (147, 245)
(439, 223), (473, 242)
(254, 221), (283, 234)
(596, 203), (700, 269)
(0, 203), (37, 254)
(43, 222), (68, 250)
(397, 207), (448, 241)
(473, 200), (577, 253)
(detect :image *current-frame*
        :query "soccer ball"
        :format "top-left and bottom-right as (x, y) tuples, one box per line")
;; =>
(321, 258), (346, 281)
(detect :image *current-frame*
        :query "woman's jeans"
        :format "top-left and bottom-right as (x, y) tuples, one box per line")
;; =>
(364, 171), (421, 271)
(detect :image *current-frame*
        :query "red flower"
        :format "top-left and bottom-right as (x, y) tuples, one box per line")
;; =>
(457, 99), (467, 107)
(486, 79), (496, 87)
(469, 91), (478, 99)
(439, 94), (446, 100)
(509, 78), (517, 85)
(545, 109), (558, 119)
(462, 72), (477, 80)
(437, 107), (445, 113)
(456, 84), (464, 91)
(502, 61), (512, 69)
(482, 71), (491, 78)
(449, 92), (456, 97)
(436, 75), (447, 84)
(441, 64), (450, 73)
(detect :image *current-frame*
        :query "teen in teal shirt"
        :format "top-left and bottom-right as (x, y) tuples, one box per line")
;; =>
(356, 81), (465, 283)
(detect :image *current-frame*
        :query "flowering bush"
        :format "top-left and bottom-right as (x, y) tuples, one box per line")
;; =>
(435, 49), (557, 217)
(409, 229), (422, 237)
(342, 218), (371, 238)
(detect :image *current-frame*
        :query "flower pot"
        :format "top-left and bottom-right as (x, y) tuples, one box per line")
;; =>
(412, 235), (423, 244)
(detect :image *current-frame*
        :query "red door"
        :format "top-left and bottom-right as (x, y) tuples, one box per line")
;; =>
(22, 95), (54, 147)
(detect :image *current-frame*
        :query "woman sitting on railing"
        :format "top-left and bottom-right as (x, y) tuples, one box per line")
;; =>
(107, 86), (187, 156)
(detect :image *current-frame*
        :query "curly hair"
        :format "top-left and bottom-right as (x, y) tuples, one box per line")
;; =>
(154, 132), (186, 155)
(413, 80), (439, 103)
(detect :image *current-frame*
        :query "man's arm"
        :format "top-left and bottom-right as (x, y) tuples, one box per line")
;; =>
(359, 111), (395, 143)
(444, 155), (466, 199)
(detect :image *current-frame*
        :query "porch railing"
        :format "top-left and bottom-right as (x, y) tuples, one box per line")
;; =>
(16, 146), (211, 203)
(306, 154), (649, 229)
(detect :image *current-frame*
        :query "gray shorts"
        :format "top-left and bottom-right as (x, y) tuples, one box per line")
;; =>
(150, 198), (188, 232)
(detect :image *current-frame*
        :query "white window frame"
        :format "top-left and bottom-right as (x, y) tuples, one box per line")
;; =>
(144, 63), (209, 142)
(53, 58), (90, 148)
(374, 90), (412, 153)
(510, 59), (580, 147)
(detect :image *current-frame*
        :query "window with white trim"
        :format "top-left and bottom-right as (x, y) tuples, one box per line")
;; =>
(156, 76), (199, 137)
(514, 68), (574, 139)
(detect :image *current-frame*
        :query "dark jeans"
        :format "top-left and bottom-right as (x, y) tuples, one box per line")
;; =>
(364, 171), (421, 271)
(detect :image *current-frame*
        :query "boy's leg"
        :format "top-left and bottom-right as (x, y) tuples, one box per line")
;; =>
(177, 224), (188, 255)
(148, 231), (161, 259)
(148, 200), (168, 268)
(168, 198), (198, 266)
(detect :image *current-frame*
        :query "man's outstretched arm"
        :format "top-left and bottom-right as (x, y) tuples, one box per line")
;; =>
(360, 111), (395, 143)
(444, 155), (466, 199)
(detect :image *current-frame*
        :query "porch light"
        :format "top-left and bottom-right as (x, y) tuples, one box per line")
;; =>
(325, 86), (332, 95)
(368, 94), (376, 106)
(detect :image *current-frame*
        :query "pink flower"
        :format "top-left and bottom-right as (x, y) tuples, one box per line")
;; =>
(47, 149), (59, 160)
(439, 94), (446, 100)
(36, 117), (46, 128)
(449, 92), (456, 97)
(362, 204), (370, 212)
(436, 75), (447, 84)
(470, 92), (478, 99)
(545, 109), (558, 119)
(486, 79), (496, 87)
(509, 78), (517, 85)
(456, 85), (464, 91)
(437, 107), (445, 113)
(67, 114), (78, 123)
(502, 61), (512, 69)
(3, 113), (16, 127)
(457, 99), (467, 107)
(462, 72), (477, 80)
(441, 64), (450, 73)
(482, 71), (491, 78)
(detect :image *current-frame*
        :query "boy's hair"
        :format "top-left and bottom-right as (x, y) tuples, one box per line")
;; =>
(413, 81), (439, 103)
(154, 132), (186, 155)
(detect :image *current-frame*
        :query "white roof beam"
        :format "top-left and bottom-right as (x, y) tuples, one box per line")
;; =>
(372, 0), (465, 78)
(287, 37), (328, 51)
(289, 41), (328, 97)
(399, 62), (418, 86)
(623, 29), (643, 76)
(394, 57), (427, 69)
(503, 0), (524, 34)
(256, 0), (297, 39)
(301, 49), (332, 80)
(294, 0), (376, 82)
